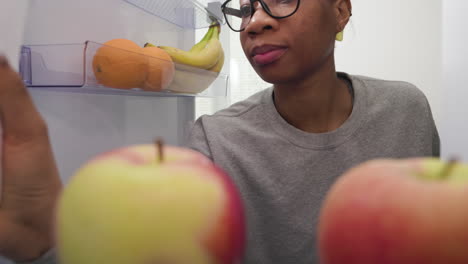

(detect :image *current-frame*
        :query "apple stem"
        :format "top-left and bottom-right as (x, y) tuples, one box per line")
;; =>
(155, 138), (164, 163)
(440, 157), (458, 179)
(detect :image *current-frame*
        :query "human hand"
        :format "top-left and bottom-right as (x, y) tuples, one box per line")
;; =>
(0, 55), (62, 262)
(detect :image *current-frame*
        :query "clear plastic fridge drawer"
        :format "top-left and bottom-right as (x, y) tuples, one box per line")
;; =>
(20, 41), (228, 98)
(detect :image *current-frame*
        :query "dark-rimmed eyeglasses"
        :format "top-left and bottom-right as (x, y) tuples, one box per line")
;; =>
(221, 0), (301, 32)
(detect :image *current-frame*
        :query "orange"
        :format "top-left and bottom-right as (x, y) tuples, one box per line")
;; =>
(92, 39), (147, 89)
(141, 46), (175, 91)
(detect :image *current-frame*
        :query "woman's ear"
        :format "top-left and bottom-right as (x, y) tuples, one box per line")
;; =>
(334, 0), (352, 33)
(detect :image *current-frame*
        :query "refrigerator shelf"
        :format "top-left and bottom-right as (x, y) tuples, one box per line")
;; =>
(20, 41), (228, 98)
(124, 0), (224, 29)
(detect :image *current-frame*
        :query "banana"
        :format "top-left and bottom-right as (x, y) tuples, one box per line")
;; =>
(158, 25), (222, 69)
(144, 42), (156, 48)
(144, 23), (224, 94)
(144, 22), (217, 51)
(205, 24), (224, 73)
(207, 49), (224, 73)
(167, 53), (223, 94)
(189, 22), (217, 53)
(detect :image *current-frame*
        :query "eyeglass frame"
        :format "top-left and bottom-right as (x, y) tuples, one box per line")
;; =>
(221, 0), (301, 32)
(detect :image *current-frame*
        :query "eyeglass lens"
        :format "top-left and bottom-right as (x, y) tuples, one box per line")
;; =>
(223, 0), (299, 31)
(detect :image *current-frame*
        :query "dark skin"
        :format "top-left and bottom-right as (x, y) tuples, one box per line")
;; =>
(0, 56), (62, 261)
(241, 0), (353, 133)
(0, 0), (352, 261)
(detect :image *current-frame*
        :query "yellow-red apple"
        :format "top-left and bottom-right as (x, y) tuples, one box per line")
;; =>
(56, 143), (245, 264)
(318, 158), (468, 264)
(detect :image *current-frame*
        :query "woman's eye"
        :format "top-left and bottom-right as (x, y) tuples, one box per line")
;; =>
(240, 5), (252, 17)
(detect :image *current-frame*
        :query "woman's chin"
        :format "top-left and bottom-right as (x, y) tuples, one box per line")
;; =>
(255, 68), (297, 85)
(252, 59), (300, 84)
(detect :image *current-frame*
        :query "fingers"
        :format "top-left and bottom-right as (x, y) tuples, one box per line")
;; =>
(0, 57), (8, 68)
(0, 55), (49, 145)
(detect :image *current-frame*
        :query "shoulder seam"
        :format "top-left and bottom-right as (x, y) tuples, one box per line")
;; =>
(358, 77), (416, 87)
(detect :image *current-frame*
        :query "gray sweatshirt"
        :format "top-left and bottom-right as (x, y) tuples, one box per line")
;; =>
(21, 73), (439, 264)
(186, 73), (440, 263)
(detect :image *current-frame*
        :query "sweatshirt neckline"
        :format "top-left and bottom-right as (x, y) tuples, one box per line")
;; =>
(262, 72), (368, 150)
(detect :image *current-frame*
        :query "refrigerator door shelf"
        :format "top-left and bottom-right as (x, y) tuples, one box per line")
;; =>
(124, 0), (224, 29)
(20, 41), (228, 98)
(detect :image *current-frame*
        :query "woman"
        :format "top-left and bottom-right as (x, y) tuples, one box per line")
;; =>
(0, 0), (439, 263)
(188, 0), (439, 262)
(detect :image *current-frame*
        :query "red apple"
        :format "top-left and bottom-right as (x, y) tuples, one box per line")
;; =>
(318, 158), (468, 264)
(56, 142), (245, 264)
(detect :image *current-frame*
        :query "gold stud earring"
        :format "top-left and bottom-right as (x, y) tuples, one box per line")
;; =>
(336, 31), (344, 41)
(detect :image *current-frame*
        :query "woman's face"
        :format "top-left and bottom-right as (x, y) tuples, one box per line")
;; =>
(239, 0), (349, 84)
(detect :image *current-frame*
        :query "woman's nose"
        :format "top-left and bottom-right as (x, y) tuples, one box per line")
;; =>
(244, 2), (279, 35)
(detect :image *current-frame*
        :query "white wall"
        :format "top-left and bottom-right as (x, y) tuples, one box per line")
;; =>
(335, 0), (443, 126)
(440, 0), (468, 160)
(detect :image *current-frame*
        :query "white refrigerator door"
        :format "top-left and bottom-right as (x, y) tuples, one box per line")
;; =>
(0, 0), (29, 70)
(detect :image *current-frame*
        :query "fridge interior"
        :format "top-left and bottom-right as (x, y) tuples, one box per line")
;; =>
(2, 0), (231, 262)
(19, 0), (228, 185)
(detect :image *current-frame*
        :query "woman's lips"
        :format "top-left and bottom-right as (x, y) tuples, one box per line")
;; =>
(252, 47), (287, 66)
